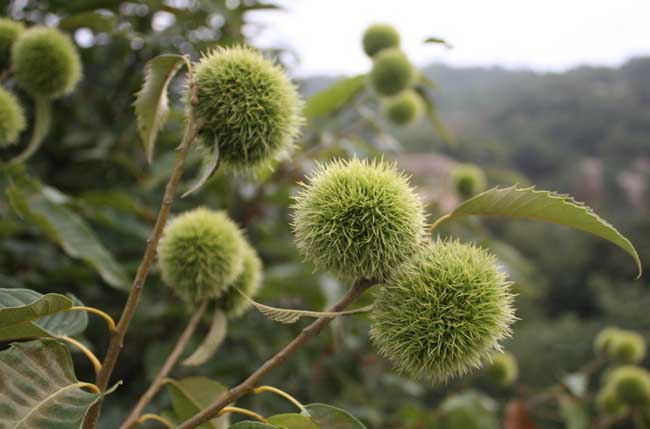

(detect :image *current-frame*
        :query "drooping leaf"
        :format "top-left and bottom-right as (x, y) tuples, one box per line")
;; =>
(133, 54), (187, 163)
(423, 36), (452, 48)
(0, 289), (88, 341)
(165, 377), (230, 429)
(0, 339), (117, 429)
(559, 396), (589, 429)
(304, 75), (366, 120)
(229, 423), (278, 429)
(182, 309), (227, 367)
(6, 172), (129, 290)
(441, 186), (642, 277)
(267, 414), (319, 429)
(182, 143), (220, 197)
(305, 404), (367, 429)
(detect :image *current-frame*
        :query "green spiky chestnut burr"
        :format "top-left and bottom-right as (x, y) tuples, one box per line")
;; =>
(594, 327), (622, 356)
(216, 239), (263, 318)
(596, 386), (627, 416)
(158, 208), (245, 303)
(608, 366), (650, 407)
(370, 240), (515, 383)
(485, 351), (519, 387)
(451, 164), (487, 199)
(0, 18), (24, 70)
(362, 23), (400, 57)
(292, 158), (426, 281)
(12, 26), (81, 98)
(0, 87), (26, 147)
(369, 48), (414, 96)
(610, 331), (646, 364)
(383, 89), (423, 126)
(194, 46), (303, 170)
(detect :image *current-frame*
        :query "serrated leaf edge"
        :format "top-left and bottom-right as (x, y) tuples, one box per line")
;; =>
(235, 287), (374, 324)
(133, 54), (187, 164)
(447, 185), (642, 278)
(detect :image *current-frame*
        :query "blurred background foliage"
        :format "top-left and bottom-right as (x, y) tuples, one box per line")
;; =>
(1, 1), (649, 428)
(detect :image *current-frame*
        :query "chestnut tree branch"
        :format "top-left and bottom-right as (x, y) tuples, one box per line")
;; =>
(121, 299), (209, 429)
(177, 278), (374, 429)
(82, 71), (202, 429)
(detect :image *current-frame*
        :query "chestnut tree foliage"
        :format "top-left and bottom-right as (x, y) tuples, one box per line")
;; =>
(0, 2), (648, 429)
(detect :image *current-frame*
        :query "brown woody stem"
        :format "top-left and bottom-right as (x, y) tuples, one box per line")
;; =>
(176, 279), (374, 429)
(121, 300), (209, 429)
(82, 64), (201, 429)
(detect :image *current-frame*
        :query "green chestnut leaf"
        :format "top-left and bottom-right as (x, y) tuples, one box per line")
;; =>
(0, 288), (88, 341)
(0, 339), (118, 428)
(133, 54), (187, 164)
(436, 186), (642, 278)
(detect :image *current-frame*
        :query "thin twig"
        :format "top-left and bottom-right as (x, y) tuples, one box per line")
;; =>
(83, 62), (201, 429)
(121, 300), (209, 429)
(177, 279), (374, 429)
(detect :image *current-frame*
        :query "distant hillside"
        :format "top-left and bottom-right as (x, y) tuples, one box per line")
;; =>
(423, 58), (650, 175)
(302, 58), (650, 211)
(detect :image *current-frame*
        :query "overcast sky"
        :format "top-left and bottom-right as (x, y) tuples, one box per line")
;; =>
(248, 0), (650, 77)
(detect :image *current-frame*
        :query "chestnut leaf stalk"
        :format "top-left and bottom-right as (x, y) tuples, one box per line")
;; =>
(89, 46), (304, 428)
(177, 279), (376, 429)
(82, 56), (201, 429)
(177, 158), (517, 428)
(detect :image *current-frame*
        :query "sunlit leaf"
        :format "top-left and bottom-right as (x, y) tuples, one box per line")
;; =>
(134, 54), (187, 163)
(6, 172), (130, 290)
(165, 377), (230, 429)
(305, 403), (367, 429)
(440, 186), (642, 277)
(182, 309), (227, 367)
(0, 339), (117, 429)
(0, 289), (88, 341)
(304, 75), (366, 119)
